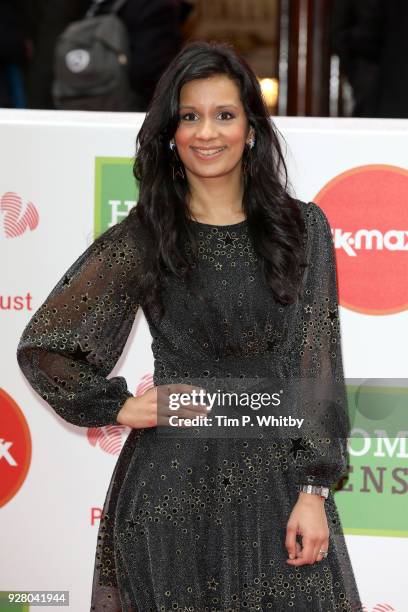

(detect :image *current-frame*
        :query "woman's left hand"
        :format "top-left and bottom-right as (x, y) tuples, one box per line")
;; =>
(285, 492), (329, 566)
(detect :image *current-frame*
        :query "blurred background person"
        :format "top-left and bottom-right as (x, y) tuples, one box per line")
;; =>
(93, 0), (188, 111)
(24, 0), (90, 109)
(24, 0), (190, 111)
(0, 0), (28, 108)
(331, 0), (408, 118)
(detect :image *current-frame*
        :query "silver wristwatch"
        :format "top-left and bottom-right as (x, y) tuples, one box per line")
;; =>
(298, 484), (330, 499)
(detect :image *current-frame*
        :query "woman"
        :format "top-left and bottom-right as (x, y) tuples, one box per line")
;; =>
(17, 41), (362, 611)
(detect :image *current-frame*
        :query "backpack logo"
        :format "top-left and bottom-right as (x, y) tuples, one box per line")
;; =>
(65, 49), (90, 73)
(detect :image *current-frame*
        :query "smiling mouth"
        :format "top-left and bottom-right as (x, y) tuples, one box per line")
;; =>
(191, 146), (227, 158)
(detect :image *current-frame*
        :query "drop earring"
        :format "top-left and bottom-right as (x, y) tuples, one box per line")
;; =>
(247, 132), (256, 149)
(169, 139), (185, 180)
(173, 164), (185, 181)
(243, 131), (255, 177)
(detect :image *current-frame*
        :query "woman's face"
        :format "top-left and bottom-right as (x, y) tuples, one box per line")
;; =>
(174, 74), (252, 180)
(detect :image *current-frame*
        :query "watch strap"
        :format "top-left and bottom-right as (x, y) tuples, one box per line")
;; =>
(298, 484), (329, 499)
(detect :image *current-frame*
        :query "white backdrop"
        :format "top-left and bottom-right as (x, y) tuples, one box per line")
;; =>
(1, 110), (407, 611)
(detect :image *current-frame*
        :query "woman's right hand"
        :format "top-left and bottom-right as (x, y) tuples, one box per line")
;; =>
(116, 384), (209, 429)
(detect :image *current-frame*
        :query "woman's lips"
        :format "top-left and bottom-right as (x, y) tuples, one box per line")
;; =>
(190, 146), (227, 160)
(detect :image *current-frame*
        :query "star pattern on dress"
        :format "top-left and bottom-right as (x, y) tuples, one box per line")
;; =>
(266, 339), (275, 352)
(71, 342), (92, 362)
(327, 308), (337, 324)
(222, 473), (232, 488)
(217, 232), (239, 248)
(289, 437), (308, 460)
(125, 518), (137, 530)
(207, 577), (219, 591)
(62, 274), (71, 286)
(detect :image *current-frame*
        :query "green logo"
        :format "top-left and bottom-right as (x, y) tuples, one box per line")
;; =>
(335, 382), (408, 537)
(94, 157), (138, 237)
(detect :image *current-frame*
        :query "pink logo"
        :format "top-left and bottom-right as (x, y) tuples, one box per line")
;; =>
(87, 374), (154, 455)
(0, 192), (39, 238)
(362, 605), (395, 611)
(87, 425), (126, 455)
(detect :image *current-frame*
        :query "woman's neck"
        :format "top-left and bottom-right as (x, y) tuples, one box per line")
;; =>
(186, 169), (246, 225)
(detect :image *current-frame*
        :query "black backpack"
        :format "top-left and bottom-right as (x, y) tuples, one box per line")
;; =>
(52, 0), (135, 111)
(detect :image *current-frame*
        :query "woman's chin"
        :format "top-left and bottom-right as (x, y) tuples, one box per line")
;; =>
(186, 161), (242, 180)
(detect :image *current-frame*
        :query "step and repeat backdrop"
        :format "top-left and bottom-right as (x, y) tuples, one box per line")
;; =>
(1, 110), (407, 611)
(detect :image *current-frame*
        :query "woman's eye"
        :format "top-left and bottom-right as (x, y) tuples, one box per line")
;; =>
(180, 112), (197, 121)
(218, 111), (235, 120)
(179, 111), (235, 121)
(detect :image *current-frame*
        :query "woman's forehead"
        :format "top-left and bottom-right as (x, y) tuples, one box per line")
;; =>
(179, 75), (241, 102)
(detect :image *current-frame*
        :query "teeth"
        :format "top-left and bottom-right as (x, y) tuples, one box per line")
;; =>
(194, 147), (225, 156)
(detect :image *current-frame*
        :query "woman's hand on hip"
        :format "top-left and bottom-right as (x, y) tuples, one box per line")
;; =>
(116, 384), (209, 429)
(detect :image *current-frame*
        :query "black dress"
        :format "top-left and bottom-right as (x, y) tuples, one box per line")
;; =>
(16, 200), (362, 611)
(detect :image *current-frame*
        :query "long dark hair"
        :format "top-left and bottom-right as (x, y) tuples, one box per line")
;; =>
(130, 40), (306, 320)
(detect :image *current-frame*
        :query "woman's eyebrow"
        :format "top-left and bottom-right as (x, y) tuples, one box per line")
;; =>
(179, 104), (239, 110)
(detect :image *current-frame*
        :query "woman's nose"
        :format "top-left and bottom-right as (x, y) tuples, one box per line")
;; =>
(195, 117), (218, 140)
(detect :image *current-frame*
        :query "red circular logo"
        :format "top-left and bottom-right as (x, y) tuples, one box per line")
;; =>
(315, 164), (408, 315)
(0, 389), (32, 507)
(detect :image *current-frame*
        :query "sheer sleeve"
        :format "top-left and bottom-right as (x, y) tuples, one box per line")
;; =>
(287, 201), (350, 489)
(16, 213), (143, 428)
